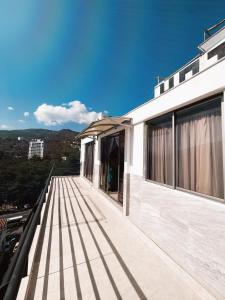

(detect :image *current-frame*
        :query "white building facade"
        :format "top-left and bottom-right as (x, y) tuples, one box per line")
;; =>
(28, 139), (44, 159)
(80, 26), (225, 298)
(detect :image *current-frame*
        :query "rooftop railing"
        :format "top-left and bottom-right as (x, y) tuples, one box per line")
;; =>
(154, 27), (225, 98)
(0, 163), (80, 299)
(0, 164), (54, 299)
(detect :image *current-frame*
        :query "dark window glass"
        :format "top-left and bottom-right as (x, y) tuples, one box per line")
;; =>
(169, 77), (174, 89)
(146, 115), (173, 186)
(179, 60), (199, 83)
(208, 41), (225, 60)
(160, 83), (164, 94)
(176, 99), (223, 198)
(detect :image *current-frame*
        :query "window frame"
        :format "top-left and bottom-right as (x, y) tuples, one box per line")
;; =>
(144, 93), (225, 203)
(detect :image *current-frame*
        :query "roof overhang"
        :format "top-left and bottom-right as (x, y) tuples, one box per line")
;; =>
(198, 25), (225, 52)
(76, 117), (131, 140)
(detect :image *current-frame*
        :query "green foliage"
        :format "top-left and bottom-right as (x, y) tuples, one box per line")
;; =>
(0, 158), (52, 208)
(0, 129), (81, 210)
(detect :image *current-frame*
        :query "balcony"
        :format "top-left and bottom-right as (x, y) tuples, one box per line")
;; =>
(154, 26), (225, 98)
(2, 175), (211, 299)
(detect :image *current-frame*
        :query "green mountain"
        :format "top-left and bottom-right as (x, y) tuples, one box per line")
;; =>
(0, 129), (79, 140)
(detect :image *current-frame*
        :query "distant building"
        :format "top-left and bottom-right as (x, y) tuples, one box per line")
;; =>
(28, 139), (44, 159)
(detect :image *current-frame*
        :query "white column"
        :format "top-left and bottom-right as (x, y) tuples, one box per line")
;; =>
(221, 92), (225, 202)
(143, 123), (148, 179)
(172, 113), (176, 189)
(93, 138), (100, 189)
(123, 126), (131, 216)
(80, 142), (85, 177)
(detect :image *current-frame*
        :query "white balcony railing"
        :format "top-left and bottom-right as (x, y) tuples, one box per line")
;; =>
(154, 34), (225, 98)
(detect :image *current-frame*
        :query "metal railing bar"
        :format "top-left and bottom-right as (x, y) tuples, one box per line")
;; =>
(1, 164), (55, 300)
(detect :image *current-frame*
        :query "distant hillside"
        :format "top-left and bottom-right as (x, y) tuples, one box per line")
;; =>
(0, 129), (79, 140)
(0, 128), (80, 160)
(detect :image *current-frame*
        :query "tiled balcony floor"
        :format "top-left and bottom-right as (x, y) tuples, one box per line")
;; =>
(18, 177), (215, 300)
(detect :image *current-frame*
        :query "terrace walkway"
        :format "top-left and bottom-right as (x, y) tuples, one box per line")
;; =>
(18, 177), (214, 300)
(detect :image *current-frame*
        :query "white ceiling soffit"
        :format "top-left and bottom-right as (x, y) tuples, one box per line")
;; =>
(76, 117), (131, 139)
(198, 26), (225, 52)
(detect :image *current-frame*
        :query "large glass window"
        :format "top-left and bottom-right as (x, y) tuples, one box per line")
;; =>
(146, 114), (173, 186)
(176, 99), (224, 198)
(84, 141), (94, 181)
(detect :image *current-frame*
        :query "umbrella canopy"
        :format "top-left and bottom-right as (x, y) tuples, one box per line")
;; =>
(76, 117), (131, 139)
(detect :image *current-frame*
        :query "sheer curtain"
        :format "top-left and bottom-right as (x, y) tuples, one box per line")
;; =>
(147, 116), (173, 185)
(176, 101), (223, 198)
(100, 136), (117, 191)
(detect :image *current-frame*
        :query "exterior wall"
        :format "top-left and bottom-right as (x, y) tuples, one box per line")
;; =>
(128, 174), (225, 298)
(79, 35), (225, 297)
(129, 123), (144, 176)
(127, 57), (225, 125)
(120, 58), (225, 297)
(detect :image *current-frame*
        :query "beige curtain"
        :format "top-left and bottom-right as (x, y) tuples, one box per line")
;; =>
(148, 118), (172, 185)
(176, 102), (223, 198)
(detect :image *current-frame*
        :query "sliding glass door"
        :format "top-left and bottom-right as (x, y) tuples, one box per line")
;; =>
(99, 131), (125, 204)
(84, 141), (94, 182)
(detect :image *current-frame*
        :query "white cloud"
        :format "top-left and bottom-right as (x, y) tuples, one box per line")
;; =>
(0, 124), (9, 129)
(18, 119), (25, 123)
(34, 100), (103, 126)
(24, 112), (30, 117)
(7, 106), (14, 111)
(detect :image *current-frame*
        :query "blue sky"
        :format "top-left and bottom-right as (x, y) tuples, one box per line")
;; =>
(0, 0), (225, 131)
